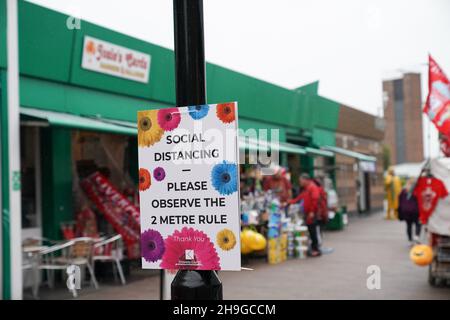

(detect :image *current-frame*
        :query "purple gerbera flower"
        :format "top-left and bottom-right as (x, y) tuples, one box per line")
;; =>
(153, 167), (166, 182)
(141, 229), (165, 263)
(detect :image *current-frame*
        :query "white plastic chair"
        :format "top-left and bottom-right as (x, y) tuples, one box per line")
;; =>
(37, 240), (77, 296)
(65, 237), (99, 290)
(38, 237), (99, 297)
(22, 252), (39, 299)
(93, 234), (126, 285)
(22, 237), (54, 299)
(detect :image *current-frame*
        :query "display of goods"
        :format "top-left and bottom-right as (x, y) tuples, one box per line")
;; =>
(240, 234), (253, 255)
(293, 226), (308, 259)
(61, 222), (75, 240)
(268, 200), (282, 236)
(241, 212), (249, 225)
(240, 228), (268, 253)
(268, 212), (282, 239)
(267, 199), (288, 264)
(80, 171), (140, 258)
(241, 229), (256, 246)
(410, 244), (434, 266)
(287, 224), (295, 257)
(249, 232), (267, 251)
(76, 208), (99, 238)
(280, 234), (288, 251)
(268, 237), (287, 264)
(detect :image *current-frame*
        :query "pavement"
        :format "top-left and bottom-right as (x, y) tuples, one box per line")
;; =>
(32, 210), (450, 300)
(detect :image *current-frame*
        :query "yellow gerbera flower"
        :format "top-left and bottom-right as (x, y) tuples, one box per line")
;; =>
(216, 229), (237, 251)
(137, 110), (164, 147)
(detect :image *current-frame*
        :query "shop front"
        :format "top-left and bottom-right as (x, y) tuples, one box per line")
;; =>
(324, 145), (378, 213)
(1, 1), (382, 298)
(238, 136), (340, 264)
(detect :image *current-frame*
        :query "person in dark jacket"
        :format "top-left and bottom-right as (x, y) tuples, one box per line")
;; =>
(398, 179), (421, 244)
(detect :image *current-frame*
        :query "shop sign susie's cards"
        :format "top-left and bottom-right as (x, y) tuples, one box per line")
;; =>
(137, 103), (241, 271)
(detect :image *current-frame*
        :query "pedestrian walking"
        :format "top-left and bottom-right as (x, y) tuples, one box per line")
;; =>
(398, 178), (421, 244)
(384, 167), (402, 220)
(287, 173), (321, 257)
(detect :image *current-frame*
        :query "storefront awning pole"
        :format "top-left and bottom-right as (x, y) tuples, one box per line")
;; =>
(170, 0), (223, 300)
(1, 0), (22, 300)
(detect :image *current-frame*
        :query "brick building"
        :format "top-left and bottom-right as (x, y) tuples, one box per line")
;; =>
(333, 105), (385, 213)
(383, 73), (424, 165)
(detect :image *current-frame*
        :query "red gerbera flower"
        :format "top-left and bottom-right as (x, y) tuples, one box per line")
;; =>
(216, 103), (236, 124)
(157, 108), (181, 131)
(160, 227), (221, 270)
(139, 168), (151, 191)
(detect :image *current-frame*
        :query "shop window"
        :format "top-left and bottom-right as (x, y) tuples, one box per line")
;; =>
(71, 131), (138, 236)
(20, 126), (41, 230)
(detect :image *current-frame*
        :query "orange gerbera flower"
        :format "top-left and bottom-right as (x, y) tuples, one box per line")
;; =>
(86, 41), (96, 55)
(139, 168), (151, 191)
(216, 103), (236, 123)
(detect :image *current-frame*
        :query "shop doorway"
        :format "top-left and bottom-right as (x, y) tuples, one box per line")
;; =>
(20, 126), (42, 240)
(357, 170), (371, 213)
(287, 153), (301, 192)
(364, 172), (371, 212)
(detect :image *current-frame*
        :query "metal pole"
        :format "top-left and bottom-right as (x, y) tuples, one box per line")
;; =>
(3, 0), (22, 300)
(159, 270), (164, 300)
(170, 0), (223, 300)
(173, 0), (206, 106)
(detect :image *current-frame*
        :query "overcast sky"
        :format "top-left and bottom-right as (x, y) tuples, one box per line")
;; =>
(28, 0), (450, 157)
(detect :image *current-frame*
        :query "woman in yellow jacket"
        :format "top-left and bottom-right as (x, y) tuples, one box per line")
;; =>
(384, 167), (402, 220)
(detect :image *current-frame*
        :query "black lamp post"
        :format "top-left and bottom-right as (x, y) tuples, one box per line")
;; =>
(170, 0), (223, 300)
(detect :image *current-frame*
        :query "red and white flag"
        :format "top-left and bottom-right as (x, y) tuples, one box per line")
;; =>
(423, 55), (450, 135)
(440, 134), (450, 157)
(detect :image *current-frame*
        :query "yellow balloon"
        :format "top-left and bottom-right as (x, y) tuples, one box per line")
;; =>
(240, 230), (253, 254)
(241, 240), (253, 254)
(241, 229), (256, 247)
(410, 244), (434, 266)
(250, 232), (267, 251)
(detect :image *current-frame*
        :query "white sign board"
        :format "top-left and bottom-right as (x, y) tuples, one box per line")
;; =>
(137, 103), (241, 271)
(360, 161), (376, 173)
(82, 36), (151, 83)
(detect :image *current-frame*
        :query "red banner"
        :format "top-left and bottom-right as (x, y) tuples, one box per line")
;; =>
(81, 172), (140, 258)
(440, 134), (450, 157)
(423, 55), (450, 135)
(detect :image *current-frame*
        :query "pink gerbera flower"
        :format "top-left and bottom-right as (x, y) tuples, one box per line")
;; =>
(157, 108), (181, 131)
(160, 227), (221, 270)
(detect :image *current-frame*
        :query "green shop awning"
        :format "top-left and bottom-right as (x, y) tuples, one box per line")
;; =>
(278, 141), (307, 155)
(20, 107), (137, 135)
(322, 145), (376, 162)
(305, 147), (334, 157)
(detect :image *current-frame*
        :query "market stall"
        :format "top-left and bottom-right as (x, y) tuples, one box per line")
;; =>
(407, 158), (450, 286)
(239, 157), (331, 265)
(420, 158), (450, 286)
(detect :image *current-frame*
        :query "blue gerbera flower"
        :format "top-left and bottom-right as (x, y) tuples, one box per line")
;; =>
(188, 105), (210, 120)
(211, 161), (238, 196)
